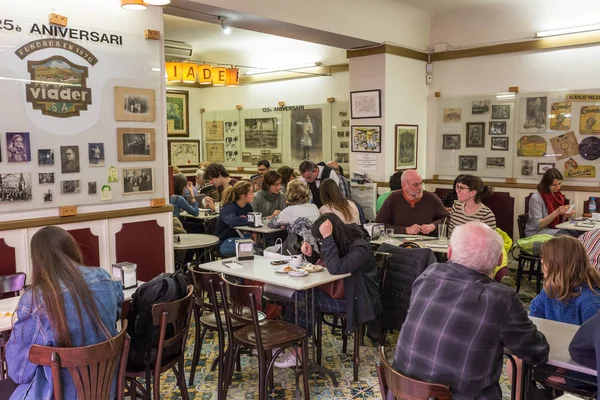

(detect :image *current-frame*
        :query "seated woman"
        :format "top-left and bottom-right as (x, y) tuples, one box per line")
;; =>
(3, 226), (123, 400)
(276, 166), (296, 194)
(268, 179), (320, 253)
(170, 173), (200, 217)
(448, 174), (496, 236)
(252, 170), (286, 219)
(214, 181), (254, 256)
(526, 168), (575, 237)
(319, 178), (360, 225)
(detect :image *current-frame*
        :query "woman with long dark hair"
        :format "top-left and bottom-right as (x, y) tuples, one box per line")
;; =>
(448, 174), (496, 236)
(4, 226), (123, 399)
(319, 179), (360, 224)
(525, 168), (574, 237)
(214, 181), (254, 256)
(170, 173), (200, 217)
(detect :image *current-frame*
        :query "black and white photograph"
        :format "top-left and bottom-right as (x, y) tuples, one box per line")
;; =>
(244, 118), (278, 148)
(472, 100), (490, 115)
(345, 131), (350, 138)
(122, 132), (151, 156)
(117, 128), (155, 162)
(337, 131), (345, 138)
(38, 149), (54, 166)
(114, 86), (156, 122)
(339, 110), (347, 117)
(251, 155), (260, 165)
(260, 150), (271, 160)
(225, 121), (238, 134)
(443, 108), (462, 123)
(225, 136), (238, 148)
(39, 173), (54, 184)
(88, 182), (97, 195)
(225, 151), (238, 163)
(6, 132), (31, 163)
(486, 157), (506, 168)
(43, 189), (52, 203)
(122, 167), (154, 195)
(291, 109), (323, 163)
(491, 137), (509, 151)
(350, 89), (381, 119)
(88, 143), (105, 167)
(492, 105), (510, 119)
(0, 173), (32, 202)
(458, 155), (478, 171)
(61, 180), (81, 194)
(335, 153), (349, 163)
(271, 153), (281, 164)
(466, 122), (485, 148)
(242, 152), (252, 163)
(341, 120), (349, 127)
(442, 134), (461, 150)
(538, 162), (555, 175)
(522, 160), (534, 176)
(522, 96), (547, 131)
(340, 141), (349, 149)
(489, 121), (507, 135)
(60, 146), (80, 173)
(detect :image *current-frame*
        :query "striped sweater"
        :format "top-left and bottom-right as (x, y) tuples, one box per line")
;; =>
(448, 202), (496, 236)
(579, 229), (600, 271)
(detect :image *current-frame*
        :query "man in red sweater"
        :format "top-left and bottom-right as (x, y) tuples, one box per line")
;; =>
(375, 170), (450, 235)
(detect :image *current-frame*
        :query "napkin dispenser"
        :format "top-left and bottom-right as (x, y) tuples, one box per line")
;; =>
(363, 223), (384, 240)
(111, 262), (138, 289)
(247, 212), (263, 227)
(235, 239), (255, 261)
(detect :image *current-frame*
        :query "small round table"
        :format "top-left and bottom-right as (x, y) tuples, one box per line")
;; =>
(173, 234), (220, 263)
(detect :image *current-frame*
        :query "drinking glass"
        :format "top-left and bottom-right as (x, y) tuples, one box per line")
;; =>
(385, 228), (395, 238)
(437, 224), (448, 241)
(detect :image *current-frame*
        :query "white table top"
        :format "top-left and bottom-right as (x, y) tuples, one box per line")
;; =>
(180, 211), (219, 220)
(530, 316), (597, 376)
(0, 281), (143, 333)
(236, 222), (286, 234)
(556, 219), (600, 232)
(173, 233), (220, 250)
(371, 236), (449, 253)
(198, 255), (349, 291)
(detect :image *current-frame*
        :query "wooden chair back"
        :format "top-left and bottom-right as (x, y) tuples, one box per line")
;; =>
(29, 320), (130, 400)
(433, 188), (452, 201)
(376, 346), (452, 400)
(481, 191), (515, 239)
(517, 214), (528, 239)
(524, 192), (534, 215)
(188, 266), (220, 312)
(0, 273), (26, 298)
(219, 279), (264, 347)
(374, 251), (392, 296)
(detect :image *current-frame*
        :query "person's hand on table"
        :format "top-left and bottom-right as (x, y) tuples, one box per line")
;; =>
(420, 224), (436, 235)
(301, 242), (313, 256)
(268, 210), (281, 219)
(406, 224), (421, 235)
(319, 219), (333, 238)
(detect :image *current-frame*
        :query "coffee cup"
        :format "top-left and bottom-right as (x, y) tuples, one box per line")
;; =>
(289, 255), (303, 267)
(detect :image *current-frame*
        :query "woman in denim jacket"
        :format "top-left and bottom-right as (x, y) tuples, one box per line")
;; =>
(2, 226), (123, 399)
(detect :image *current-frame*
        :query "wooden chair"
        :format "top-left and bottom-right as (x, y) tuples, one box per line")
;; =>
(0, 273), (26, 379)
(515, 214), (543, 294)
(481, 191), (515, 240)
(28, 320), (130, 400)
(219, 278), (310, 400)
(376, 346), (452, 400)
(125, 286), (194, 400)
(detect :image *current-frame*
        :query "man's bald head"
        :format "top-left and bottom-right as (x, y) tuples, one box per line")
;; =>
(401, 169), (423, 200)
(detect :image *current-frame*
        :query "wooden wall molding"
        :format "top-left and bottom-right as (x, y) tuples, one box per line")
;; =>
(0, 205), (174, 232)
(347, 44), (428, 62)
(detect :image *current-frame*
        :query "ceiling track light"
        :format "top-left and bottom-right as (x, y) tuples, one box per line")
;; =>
(535, 24), (600, 38)
(219, 16), (231, 35)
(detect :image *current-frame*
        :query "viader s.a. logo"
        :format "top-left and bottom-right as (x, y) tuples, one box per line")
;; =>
(25, 55), (92, 118)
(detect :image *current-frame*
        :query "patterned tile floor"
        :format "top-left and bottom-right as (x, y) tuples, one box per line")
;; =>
(157, 265), (538, 399)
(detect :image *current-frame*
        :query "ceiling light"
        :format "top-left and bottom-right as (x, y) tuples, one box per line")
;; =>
(219, 17), (231, 35)
(145, 0), (171, 5)
(151, 67), (161, 72)
(496, 94), (515, 100)
(535, 24), (600, 38)
(120, 0), (148, 11)
(245, 62), (320, 76)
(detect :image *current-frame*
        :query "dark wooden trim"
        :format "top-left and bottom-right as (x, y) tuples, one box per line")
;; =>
(347, 44), (429, 62)
(0, 205), (174, 232)
(430, 32), (600, 62)
(424, 179), (600, 192)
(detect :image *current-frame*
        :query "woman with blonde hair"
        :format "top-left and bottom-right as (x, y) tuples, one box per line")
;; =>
(319, 178), (360, 224)
(214, 181), (254, 256)
(4, 226), (122, 399)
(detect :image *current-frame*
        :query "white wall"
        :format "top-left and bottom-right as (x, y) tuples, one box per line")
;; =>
(188, 0), (432, 50)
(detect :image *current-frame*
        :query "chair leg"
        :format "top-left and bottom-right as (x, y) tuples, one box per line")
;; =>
(316, 312), (323, 365)
(353, 325), (360, 381)
(265, 350), (274, 393)
(223, 344), (240, 400)
(515, 257), (524, 293)
(342, 332), (348, 354)
(301, 338), (310, 400)
(236, 349), (242, 372)
(188, 324), (208, 386)
(175, 357), (190, 400)
(258, 348), (267, 400)
(331, 316), (338, 335)
(536, 260), (543, 294)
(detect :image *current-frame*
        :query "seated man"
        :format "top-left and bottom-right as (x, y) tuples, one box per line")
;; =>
(203, 163), (239, 210)
(326, 160), (351, 199)
(393, 222), (549, 399)
(375, 169), (449, 235)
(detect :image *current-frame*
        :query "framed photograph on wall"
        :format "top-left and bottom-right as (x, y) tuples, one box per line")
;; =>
(121, 167), (154, 194)
(466, 122), (485, 148)
(442, 134), (461, 150)
(351, 125), (381, 153)
(537, 163), (555, 175)
(394, 124), (418, 170)
(458, 155), (478, 171)
(117, 128), (155, 162)
(350, 89), (381, 119)
(489, 121), (507, 135)
(168, 140), (200, 168)
(166, 90), (189, 137)
(114, 86), (156, 122)
(491, 137), (509, 151)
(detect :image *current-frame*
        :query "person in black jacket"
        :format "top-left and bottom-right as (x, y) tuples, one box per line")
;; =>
(569, 310), (600, 389)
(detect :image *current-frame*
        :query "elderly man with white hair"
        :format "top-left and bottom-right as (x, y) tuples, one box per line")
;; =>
(392, 222), (549, 399)
(375, 169), (449, 235)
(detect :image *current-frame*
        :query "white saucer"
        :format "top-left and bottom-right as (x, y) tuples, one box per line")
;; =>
(288, 270), (308, 277)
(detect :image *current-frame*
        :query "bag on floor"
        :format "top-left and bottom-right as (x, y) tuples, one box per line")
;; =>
(126, 271), (188, 370)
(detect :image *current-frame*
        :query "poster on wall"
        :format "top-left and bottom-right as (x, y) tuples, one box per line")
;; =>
(244, 118), (277, 148)
(166, 90), (189, 137)
(205, 121), (224, 141)
(550, 102), (572, 130)
(168, 140), (200, 167)
(549, 131), (578, 160)
(517, 135), (547, 157)
(206, 143), (225, 163)
(0, 173), (32, 202)
(580, 106), (600, 134)
(290, 108), (323, 164)
(395, 124), (418, 170)
(520, 96), (547, 132)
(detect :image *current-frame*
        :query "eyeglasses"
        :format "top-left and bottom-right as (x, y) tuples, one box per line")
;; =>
(456, 185), (470, 191)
